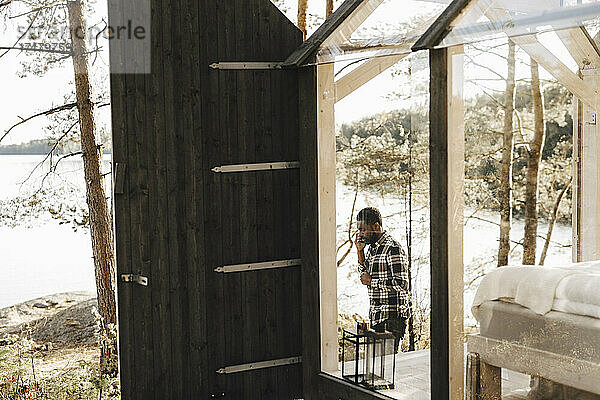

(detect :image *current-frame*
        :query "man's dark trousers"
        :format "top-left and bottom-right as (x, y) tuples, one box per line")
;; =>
(371, 317), (406, 353)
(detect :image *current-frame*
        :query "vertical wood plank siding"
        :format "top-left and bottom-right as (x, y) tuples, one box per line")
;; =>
(107, 0), (133, 397)
(109, 0), (303, 398)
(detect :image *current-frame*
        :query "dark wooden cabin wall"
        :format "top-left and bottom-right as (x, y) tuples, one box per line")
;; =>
(109, 0), (303, 398)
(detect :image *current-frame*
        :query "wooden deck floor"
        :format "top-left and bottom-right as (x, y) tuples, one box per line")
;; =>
(333, 348), (531, 399)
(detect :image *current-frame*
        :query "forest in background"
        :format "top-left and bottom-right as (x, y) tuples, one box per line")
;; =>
(335, 46), (575, 353)
(337, 80), (573, 224)
(0, 135), (111, 154)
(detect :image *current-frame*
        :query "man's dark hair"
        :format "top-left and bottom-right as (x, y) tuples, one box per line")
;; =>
(357, 207), (382, 226)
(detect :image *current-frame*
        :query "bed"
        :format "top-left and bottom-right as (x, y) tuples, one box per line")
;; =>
(466, 261), (600, 399)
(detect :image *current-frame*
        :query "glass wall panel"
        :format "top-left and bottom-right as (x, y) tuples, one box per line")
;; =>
(438, 4), (599, 396)
(329, 50), (432, 399)
(439, 0), (600, 48)
(462, 36), (578, 397)
(315, 0), (450, 64)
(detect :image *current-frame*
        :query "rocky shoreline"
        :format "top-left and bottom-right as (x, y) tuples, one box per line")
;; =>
(0, 291), (99, 345)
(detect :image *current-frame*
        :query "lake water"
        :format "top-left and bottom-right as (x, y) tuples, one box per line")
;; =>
(0, 154), (111, 308)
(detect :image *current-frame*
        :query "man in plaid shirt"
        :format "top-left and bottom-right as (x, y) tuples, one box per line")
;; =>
(355, 207), (409, 352)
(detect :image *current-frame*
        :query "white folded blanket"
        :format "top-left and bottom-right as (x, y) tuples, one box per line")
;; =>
(472, 261), (600, 319)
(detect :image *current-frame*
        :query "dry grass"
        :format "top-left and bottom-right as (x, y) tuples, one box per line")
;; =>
(0, 335), (119, 400)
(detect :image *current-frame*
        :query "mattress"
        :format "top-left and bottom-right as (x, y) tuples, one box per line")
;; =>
(477, 300), (600, 363)
(472, 261), (600, 319)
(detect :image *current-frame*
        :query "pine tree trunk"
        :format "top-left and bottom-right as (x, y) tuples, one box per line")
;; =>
(498, 40), (515, 267)
(67, 0), (118, 375)
(326, 0), (333, 17)
(298, 0), (308, 40)
(522, 59), (545, 265)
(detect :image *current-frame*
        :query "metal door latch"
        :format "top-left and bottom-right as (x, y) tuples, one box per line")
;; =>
(120, 274), (148, 286)
(211, 161), (299, 173)
(216, 356), (302, 374)
(214, 258), (301, 273)
(209, 61), (282, 70)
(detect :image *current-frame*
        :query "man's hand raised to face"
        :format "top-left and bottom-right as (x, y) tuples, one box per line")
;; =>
(355, 232), (366, 252)
(360, 272), (372, 286)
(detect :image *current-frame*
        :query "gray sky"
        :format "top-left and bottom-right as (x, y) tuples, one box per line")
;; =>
(0, 51), (73, 145)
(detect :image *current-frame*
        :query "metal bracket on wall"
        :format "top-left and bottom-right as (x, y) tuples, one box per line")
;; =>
(216, 356), (302, 374)
(211, 161), (299, 173)
(214, 258), (301, 273)
(209, 62), (282, 70)
(120, 274), (148, 286)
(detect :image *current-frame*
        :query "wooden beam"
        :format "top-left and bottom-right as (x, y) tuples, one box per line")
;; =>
(575, 70), (600, 262)
(494, 0), (561, 13)
(446, 45), (465, 400)
(412, 0), (471, 50)
(334, 54), (406, 102)
(555, 26), (600, 70)
(417, 0), (561, 11)
(467, 334), (600, 395)
(283, 0), (382, 68)
(572, 96), (583, 262)
(511, 34), (598, 109)
(429, 45), (465, 400)
(429, 47), (449, 400)
(479, 361), (502, 400)
(317, 63), (338, 373)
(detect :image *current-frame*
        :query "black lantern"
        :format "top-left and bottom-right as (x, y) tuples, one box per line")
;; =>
(342, 327), (396, 390)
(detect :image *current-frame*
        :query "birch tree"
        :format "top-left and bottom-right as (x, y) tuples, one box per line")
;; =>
(497, 40), (515, 267)
(522, 59), (546, 265)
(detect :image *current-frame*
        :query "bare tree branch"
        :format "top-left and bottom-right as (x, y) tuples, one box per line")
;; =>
(466, 80), (505, 109)
(0, 9), (40, 59)
(51, 150), (82, 172)
(539, 177), (572, 265)
(1, 102), (77, 144)
(465, 54), (506, 81)
(337, 184), (359, 267)
(9, 2), (63, 19)
(19, 120), (77, 186)
(91, 18), (107, 65)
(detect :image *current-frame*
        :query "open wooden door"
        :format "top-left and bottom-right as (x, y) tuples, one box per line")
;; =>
(109, 0), (306, 398)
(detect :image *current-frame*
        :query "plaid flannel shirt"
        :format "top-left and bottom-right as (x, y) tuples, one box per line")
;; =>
(358, 231), (410, 326)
